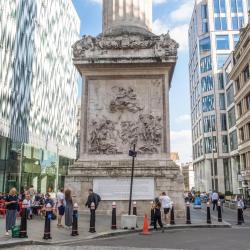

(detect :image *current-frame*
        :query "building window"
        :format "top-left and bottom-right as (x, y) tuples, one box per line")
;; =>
(231, 0), (243, 12)
(235, 77), (240, 92)
(214, 17), (228, 30)
(222, 135), (229, 153)
(216, 35), (229, 50)
(237, 102), (243, 116)
(199, 37), (211, 52)
(202, 22), (209, 33)
(232, 16), (239, 29)
(229, 130), (238, 151)
(239, 127), (245, 142)
(202, 95), (215, 112)
(200, 56), (212, 73)
(246, 93), (250, 110)
(221, 113), (227, 130)
(203, 115), (216, 132)
(219, 93), (226, 110)
(201, 75), (213, 92)
(233, 34), (239, 47)
(248, 0), (250, 10)
(226, 84), (234, 107)
(204, 136), (217, 153)
(201, 4), (208, 18)
(218, 73), (224, 89)
(214, 0), (226, 13)
(247, 123), (250, 139)
(217, 54), (229, 68)
(228, 107), (236, 128)
(243, 64), (249, 82)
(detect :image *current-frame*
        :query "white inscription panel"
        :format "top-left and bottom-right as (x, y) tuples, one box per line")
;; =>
(93, 178), (154, 200)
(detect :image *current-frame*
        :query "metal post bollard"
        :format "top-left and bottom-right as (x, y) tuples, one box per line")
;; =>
(133, 201), (137, 216)
(43, 203), (52, 240)
(217, 200), (222, 222)
(89, 202), (96, 233)
(150, 201), (154, 226)
(111, 202), (117, 230)
(19, 200), (28, 238)
(170, 203), (175, 225)
(71, 203), (79, 236)
(186, 202), (191, 224)
(237, 204), (243, 225)
(206, 202), (211, 224)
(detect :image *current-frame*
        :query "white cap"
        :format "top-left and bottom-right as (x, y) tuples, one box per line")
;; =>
(74, 203), (79, 209)
(133, 201), (136, 205)
(112, 201), (116, 206)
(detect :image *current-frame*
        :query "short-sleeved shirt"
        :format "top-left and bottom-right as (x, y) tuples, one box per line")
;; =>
(56, 192), (65, 207)
(160, 195), (171, 208)
(5, 195), (18, 210)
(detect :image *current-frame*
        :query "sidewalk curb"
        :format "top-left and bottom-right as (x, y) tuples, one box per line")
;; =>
(0, 223), (232, 248)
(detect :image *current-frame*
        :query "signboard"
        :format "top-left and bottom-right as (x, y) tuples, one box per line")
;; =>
(93, 178), (154, 200)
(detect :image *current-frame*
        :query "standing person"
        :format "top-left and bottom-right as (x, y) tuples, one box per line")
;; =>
(85, 189), (101, 210)
(28, 185), (35, 201)
(153, 198), (164, 232)
(237, 196), (245, 223)
(159, 192), (171, 225)
(212, 190), (219, 211)
(64, 189), (73, 228)
(5, 188), (18, 236)
(56, 188), (65, 228)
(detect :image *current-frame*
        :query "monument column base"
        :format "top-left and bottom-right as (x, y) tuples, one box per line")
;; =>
(65, 159), (185, 218)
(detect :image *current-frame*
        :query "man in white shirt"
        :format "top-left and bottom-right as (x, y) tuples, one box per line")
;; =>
(56, 188), (65, 227)
(211, 191), (219, 211)
(159, 192), (171, 225)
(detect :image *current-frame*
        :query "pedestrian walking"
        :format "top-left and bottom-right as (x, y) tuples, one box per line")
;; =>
(153, 198), (164, 232)
(159, 192), (171, 225)
(5, 188), (18, 236)
(212, 190), (219, 211)
(237, 195), (245, 223)
(85, 189), (101, 210)
(65, 189), (73, 228)
(56, 188), (65, 228)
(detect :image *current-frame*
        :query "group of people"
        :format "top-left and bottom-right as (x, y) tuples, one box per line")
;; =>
(0, 186), (76, 236)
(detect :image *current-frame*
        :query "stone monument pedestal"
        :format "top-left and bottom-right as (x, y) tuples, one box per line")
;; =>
(67, 0), (185, 218)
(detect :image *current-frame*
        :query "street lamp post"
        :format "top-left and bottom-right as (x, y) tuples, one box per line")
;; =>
(128, 144), (137, 215)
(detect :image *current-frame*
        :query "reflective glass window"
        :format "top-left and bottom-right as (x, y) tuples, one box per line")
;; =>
(226, 84), (234, 107)
(221, 17), (227, 30)
(204, 136), (217, 153)
(201, 4), (208, 18)
(218, 72), (224, 89)
(237, 0), (243, 12)
(220, 0), (226, 12)
(202, 22), (209, 33)
(216, 35), (229, 50)
(219, 93), (226, 110)
(203, 115), (216, 132)
(214, 17), (221, 30)
(222, 135), (229, 153)
(232, 16), (239, 29)
(199, 37), (211, 51)
(233, 34), (239, 47)
(221, 113), (227, 130)
(248, 0), (250, 10)
(202, 95), (215, 112)
(231, 0), (237, 12)
(239, 16), (244, 28)
(229, 130), (238, 151)
(246, 93), (250, 110)
(201, 75), (213, 92)
(200, 56), (212, 73)
(214, 0), (220, 13)
(217, 54), (229, 68)
(228, 107), (236, 128)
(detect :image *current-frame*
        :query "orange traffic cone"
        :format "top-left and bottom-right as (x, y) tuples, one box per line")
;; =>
(140, 214), (151, 235)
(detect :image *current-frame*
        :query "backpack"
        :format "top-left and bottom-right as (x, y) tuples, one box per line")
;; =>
(96, 194), (101, 203)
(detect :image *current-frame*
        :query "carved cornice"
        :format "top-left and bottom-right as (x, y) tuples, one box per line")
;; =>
(72, 32), (179, 64)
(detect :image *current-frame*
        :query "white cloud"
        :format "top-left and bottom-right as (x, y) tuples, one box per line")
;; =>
(169, 1), (194, 22)
(175, 114), (191, 124)
(153, 0), (168, 4)
(89, 0), (102, 4)
(170, 130), (192, 163)
(153, 19), (189, 51)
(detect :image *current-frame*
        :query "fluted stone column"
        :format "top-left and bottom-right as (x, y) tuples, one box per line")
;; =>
(103, 0), (152, 34)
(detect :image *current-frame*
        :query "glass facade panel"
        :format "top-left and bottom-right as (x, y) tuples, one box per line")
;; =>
(248, 0), (250, 10)
(199, 37), (211, 51)
(200, 56), (212, 73)
(215, 17), (221, 30)
(222, 135), (229, 153)
(204, 136), (217, 153)
(246, 93), (250, 110)
(237, 0), (243, 12)
(231, 0), (237, 12)
(217, 54), (229, 68)
(202, 95), (215, 112)
(232, 16), (239, 29)
(219, 93), (226, 110)
(201, 4), (208, 18)
(229, 130), (238, 151)
(221, 113), (227, 130)
(220, 0), (226, 12)
(216, 35), (229, 50)
(228, 107), (236, 129)
(203, 115), (216, 132)
(239, 16), (244, 28)
(226, 84), (234, 107)
(214, 0), (220, 13)
(233, 34), (239, 47)
(201, 75), (213, 92)
(218, 72), (224, 89)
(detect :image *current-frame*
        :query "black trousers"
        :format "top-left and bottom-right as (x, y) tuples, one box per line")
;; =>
(153, 209), (163, 229)
(212, 200), (218, 210)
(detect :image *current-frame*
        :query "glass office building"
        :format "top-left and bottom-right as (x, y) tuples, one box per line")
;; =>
(188, 0), (249, 193)
(0, 0), (80, 192)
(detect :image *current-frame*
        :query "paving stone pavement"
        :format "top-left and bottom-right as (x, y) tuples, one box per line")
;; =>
(5, 247), (188, 250)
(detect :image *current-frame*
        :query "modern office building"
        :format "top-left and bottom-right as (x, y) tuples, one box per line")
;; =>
(189, 0), (249, 193)
(0, 0), (80, 193)
(230, 14), (250, 197)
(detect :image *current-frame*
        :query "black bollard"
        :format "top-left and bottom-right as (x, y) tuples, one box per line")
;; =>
(71, 203), (79, 236)
(150, 201), (154, 226)
(19, 201), (28, 238)
(170, 203), (175, 225)
(186, 202), (191, 224)
(132, 201), (137, 216)
(206, 202), (211, 224)
(237, 205), (243, 225)
(217, 201), (222, 222)
(89, 202), (96, 233)
(43, 203), (52, 240)
(111, 202), (117, 230)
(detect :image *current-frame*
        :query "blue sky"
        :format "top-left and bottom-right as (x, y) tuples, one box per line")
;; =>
(72, 0), (194, 163)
